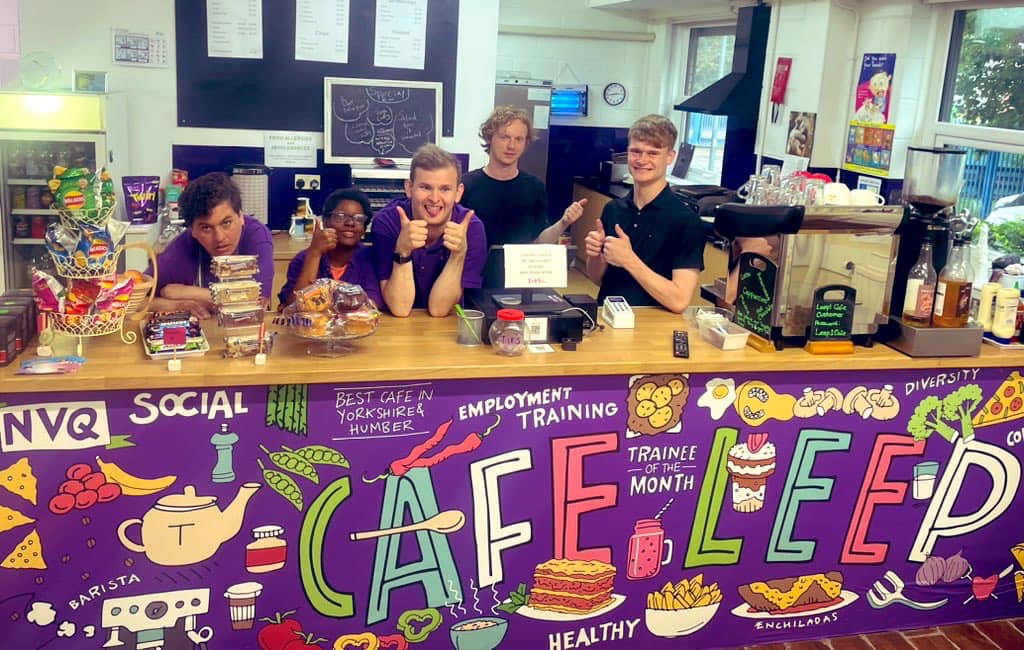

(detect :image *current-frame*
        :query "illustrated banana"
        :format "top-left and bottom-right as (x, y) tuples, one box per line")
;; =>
(95, 456), (176, 496)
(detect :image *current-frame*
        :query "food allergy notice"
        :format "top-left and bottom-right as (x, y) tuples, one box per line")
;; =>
(207, 0), (263, 59)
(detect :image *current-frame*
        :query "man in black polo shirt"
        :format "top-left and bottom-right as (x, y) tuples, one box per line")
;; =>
(584, 114), (704, 313)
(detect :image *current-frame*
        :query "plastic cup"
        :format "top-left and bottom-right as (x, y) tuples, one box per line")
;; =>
(456, 309), (485, 346)
(913, 461), (940, 500)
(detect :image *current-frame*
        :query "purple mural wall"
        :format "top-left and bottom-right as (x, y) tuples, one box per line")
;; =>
(1, 366), (1022, 649)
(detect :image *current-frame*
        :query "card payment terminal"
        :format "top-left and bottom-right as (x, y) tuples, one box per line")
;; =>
(602, 296), (635, 329)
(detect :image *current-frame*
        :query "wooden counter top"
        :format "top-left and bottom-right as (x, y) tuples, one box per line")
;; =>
(2, 309), (1021, 393)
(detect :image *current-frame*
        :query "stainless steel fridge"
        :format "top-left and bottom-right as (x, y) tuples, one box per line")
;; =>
(494, 78), (553, 181)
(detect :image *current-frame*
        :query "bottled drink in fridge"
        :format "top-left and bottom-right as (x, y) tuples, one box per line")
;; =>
(933, 239), (972, 328)
(902, 236), (937, 326)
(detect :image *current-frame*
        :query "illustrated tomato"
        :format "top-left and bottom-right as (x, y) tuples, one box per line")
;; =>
(74, 489), (99, 509)
(81, 472), (107, 491)
(282, 632), (326, 650)
(49, 493), (76, 515)
(96, 482), (122, 503)
(59, 479), (86, 495)
(257, 611), (303, 650)
(66, 463), (92, 480)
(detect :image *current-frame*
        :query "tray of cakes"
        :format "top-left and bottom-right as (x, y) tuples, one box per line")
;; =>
(140, 311), (210, 359)
(274, 279), (380, 356)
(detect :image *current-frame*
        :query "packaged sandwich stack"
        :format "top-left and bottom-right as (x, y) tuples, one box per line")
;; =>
(209, 255), (274, 358)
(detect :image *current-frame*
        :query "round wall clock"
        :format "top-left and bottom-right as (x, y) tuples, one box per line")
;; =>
(603, 82), (627, 106)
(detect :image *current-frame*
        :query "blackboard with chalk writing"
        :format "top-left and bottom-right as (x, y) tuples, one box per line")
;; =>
(734, 253), (776, 340)
(809, 284), (856, 341)
(325, 78), (441, 164)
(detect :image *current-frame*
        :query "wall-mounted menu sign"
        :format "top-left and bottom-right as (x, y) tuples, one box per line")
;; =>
(809, 284), (856, 341)
(734, 253), (776, 340)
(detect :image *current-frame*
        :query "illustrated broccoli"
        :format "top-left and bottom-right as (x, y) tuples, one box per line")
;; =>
(906, 384), (984, 443)
(941, 384), (983, 442)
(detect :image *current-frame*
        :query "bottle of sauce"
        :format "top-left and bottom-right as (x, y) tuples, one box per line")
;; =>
(933, 239), (972, 328)
(977, 282), (1000, 333)
(902, 236), (937, 326)
(991, 287), (1020, 342)
(245, 525), (287, 573)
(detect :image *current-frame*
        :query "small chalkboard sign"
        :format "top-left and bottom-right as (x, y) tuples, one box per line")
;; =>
(809, 284), (856, 341)
(734, 252), (776, 340)
(324, 77), (441, 165)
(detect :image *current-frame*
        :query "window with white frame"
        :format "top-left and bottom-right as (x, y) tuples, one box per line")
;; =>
(935, 5), (1024, 261)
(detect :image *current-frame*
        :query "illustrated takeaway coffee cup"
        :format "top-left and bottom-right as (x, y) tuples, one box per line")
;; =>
(850, 189), (886, 206)
(224, 581), (263, 630)
(456, 309), (486, 346)
(823, 182), (852, 206)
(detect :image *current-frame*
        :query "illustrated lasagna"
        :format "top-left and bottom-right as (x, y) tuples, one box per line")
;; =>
(737, 572), (843, 615)
(529, 558), (616, 615)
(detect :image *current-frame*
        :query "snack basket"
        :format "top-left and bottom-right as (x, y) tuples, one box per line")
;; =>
(53, 203), (115, 229)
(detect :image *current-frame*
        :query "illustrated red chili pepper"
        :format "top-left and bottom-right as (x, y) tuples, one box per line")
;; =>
(363, 415), (501, 483)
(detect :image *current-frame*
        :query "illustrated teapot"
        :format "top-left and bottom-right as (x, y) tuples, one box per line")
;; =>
(117, 483), (261, 566)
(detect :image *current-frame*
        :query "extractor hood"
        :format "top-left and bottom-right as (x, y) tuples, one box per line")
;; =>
(674, 4), (770, 119)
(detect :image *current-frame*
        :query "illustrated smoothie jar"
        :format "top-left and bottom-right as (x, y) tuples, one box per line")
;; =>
(626, 518), (673, 580)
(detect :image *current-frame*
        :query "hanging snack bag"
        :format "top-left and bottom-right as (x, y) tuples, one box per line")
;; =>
(122, 175), (160, 224)
(31, 269), (65, 312)
(48, 166), (99, 211)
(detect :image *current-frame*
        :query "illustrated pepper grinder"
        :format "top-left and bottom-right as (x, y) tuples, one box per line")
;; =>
(211, 423), (240, 483)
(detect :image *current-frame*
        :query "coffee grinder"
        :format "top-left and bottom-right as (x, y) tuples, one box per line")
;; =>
(888, 146), (968, 328)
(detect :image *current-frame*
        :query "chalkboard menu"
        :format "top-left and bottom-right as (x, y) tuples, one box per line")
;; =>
(809, 284), (856, 341)
(734, 253), (777, 340)
(325, 78), (441, 163)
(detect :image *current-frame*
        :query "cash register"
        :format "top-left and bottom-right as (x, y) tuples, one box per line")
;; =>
(464, 245), (595, 346)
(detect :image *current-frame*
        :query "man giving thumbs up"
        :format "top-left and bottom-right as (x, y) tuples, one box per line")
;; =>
(372, 144), (487, 317)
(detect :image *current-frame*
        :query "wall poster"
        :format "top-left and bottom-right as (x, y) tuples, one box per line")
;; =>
(1, 367), (1023, 649)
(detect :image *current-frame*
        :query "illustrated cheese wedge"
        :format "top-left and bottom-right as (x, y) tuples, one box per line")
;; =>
(0, 457), (37, 506)
(1016, 572), (1024, 604)
(1013, 544), (1024, 571)
(2, 528), (46, 570)
(0, 505), (34, 534)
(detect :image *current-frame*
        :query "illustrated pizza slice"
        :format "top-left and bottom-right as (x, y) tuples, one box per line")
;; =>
(0, 457), (37, 506)
(972, 371), (1024, 429)
(0, 504), (35, 534)
(1, 528), (46, 570)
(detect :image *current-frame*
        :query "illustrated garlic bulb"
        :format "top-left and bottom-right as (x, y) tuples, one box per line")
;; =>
(942, 550), (970, 582)
(915, 555), (946, 586)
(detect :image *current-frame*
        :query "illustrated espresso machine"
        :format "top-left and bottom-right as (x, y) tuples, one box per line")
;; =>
(709, 202), (904, 347)
(101, 588), (214, 650)
(888, 146), (969, 327)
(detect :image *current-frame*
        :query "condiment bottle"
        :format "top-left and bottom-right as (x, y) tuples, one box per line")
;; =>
(977, 282), (1000, 333)
(245, 525), (287, 573)
(489, 308), (527, 356)
(991, 287), (1020, 342)
(902, 236), (937, 327)
(932, 239), (971, 328)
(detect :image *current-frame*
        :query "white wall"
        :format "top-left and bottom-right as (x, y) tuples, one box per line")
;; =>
(16, 0), (500, 177)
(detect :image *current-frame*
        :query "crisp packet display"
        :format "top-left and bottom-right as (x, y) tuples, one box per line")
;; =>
(210, 255), (260, 279)
(32, 270), (65, 312)
(72, 223), (116, 270)
(48, 166), (99, 211)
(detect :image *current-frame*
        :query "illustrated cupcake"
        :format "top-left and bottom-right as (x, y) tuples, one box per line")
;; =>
(726, 433), (776, 513)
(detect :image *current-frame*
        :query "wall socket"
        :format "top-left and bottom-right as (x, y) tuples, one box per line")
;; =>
(294, 174), (321, 190)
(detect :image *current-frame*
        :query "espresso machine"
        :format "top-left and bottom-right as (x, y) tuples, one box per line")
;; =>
(102, 588), (214, 650)
(887, 146), (968, 326)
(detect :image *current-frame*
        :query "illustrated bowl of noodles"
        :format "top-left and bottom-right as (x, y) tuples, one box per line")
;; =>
(449, 616), (508, 650)
(275, 279), (380, 356)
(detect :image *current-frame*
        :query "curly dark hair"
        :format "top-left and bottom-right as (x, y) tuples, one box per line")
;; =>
(178, 172), (243, 226)
(322, 188), (373, 227)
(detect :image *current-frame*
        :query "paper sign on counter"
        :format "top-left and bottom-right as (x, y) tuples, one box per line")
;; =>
(503, 244), (567, 289)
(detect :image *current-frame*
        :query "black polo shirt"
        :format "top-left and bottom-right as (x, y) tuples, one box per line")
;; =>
(597, 184), (705, 306)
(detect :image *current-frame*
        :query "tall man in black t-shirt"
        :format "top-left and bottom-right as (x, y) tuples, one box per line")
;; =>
(584, 115), (704, 312)
(461, 106), (586, 245)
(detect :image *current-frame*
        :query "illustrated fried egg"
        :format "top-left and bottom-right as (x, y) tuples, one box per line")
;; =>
(697, 377), (736, 420)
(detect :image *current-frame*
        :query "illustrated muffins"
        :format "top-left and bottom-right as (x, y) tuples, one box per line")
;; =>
(726, 433), (776, 513)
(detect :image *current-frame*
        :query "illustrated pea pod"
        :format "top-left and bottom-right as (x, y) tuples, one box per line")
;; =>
(396, 607), (442, 644)
(333, 632), (378, 650)
(284, 444), (350, 468)
(300, 477), (355, 618)
(257, 459), (303, 511)
(260, 444), (320, 484)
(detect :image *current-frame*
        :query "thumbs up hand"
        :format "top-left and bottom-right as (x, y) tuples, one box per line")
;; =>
(395, 205), (427, 257)
(602, 223), (634, 268)
(584, 218), (606, 258)
(443, 210), (474, 256)
(310, 217), (338, 255)
(560, 198), (588, 229)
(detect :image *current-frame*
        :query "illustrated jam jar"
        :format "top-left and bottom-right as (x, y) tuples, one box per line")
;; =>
(245, 524), (287, 573)
(488, 308), (527, 356)
(625, 518), (673, 580)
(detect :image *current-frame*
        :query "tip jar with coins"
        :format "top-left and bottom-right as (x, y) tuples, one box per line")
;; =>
(489, 308), (527, 356)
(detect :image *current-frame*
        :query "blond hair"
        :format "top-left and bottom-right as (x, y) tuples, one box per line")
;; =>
(479, 106), (536, 153)
(409, 144), (462, 184)
(628, 114), (678, 150)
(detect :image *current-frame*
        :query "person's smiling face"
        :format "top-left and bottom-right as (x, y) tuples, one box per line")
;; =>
(404, 165), (464, 227)
(324, 199), (368, 246)
(191, 200), (243, 257)
(627, 138), (675, 185)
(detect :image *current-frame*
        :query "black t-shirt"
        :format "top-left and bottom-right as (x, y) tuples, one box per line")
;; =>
(461, 169), (549, 246)
(597, 185), (705, 306)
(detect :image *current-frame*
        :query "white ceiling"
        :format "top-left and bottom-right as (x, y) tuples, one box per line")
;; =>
(588, 0), (761, 21)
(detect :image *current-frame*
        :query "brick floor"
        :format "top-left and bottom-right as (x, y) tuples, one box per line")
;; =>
(744, 617), (1024, 649)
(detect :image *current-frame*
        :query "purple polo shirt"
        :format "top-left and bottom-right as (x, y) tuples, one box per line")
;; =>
(277, 244), (382, 308)
(371, 197), (487, 309)
(148, 215), (274, 298)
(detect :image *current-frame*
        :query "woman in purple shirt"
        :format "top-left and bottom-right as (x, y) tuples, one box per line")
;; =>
(278, 188), (382, 309)
(148, 172), (274, 318)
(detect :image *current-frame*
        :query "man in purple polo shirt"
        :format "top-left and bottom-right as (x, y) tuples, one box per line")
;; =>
(147, 172), (274, 318)
(372, 144), (487, 317)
